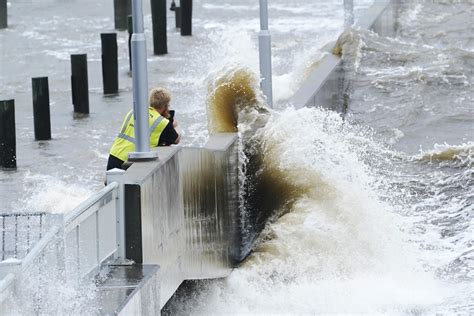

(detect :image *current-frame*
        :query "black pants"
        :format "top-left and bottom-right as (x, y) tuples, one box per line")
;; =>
(106, 155), (125, 171)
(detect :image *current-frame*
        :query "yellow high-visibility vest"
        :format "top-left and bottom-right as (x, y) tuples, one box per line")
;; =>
(110, 107), (169, 161)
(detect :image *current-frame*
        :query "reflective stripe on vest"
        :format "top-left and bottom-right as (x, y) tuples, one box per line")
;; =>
(109, 108), (169, 161)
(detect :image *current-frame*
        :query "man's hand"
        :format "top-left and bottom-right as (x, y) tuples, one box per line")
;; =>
(172, 119), (180, 144)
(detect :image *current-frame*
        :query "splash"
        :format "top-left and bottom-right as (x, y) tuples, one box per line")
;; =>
(20, 174), (94, 214)
(335, 28), (368, 73)
(166, 106), (446, 314)
(206, 66), (274, 257)
(2, 233), (99, 315)
(417, 142), (473, 167)
(206, 67), (268, 134)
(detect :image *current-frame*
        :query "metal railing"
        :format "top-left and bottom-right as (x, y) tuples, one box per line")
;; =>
(64, 181), (121, 277)
(0, 181), (124, 305)
(0, 212), (46, 261)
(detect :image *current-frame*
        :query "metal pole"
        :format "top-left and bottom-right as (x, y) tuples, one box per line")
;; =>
(129, 0), (158, 160)
(344, 0), (354, 28)
(258, 0), (273, 108)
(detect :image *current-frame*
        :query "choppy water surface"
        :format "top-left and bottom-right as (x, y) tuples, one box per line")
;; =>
(1, 0), (472, 314)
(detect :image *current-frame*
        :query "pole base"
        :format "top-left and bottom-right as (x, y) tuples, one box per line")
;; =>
(128, 151), (159, 161)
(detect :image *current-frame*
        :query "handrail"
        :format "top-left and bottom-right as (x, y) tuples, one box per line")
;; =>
(0, 212), (46, 218)
(64, 182), (118, 227)
(0, 273), (15, 300)
(0, 225), (60, 304)
(20, 225), (60, 272)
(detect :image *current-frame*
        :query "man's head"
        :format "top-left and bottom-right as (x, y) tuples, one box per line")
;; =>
(149, 87), (171, 117)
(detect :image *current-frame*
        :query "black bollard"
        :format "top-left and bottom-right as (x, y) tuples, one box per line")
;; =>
(0, 0), (7, 29)
(180, 0), (192, 36)
(101, 33), (119, 95)
(0, 100), (16, 169)
(32, 77), (51, 141)
(151, 0), (167, 55)
(70, 54), (89, 114)
(127, 15), (133, 72)
(114, 0), (132, 30)
(175, 7), (181, 29)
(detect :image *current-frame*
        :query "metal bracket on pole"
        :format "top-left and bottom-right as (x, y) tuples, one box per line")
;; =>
(129, 0), (158, 161)
(258, 0), (273, 108)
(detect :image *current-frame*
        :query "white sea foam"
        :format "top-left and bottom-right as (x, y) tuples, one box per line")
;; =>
(415, 142), (474, 166)
(21, 174), (94, 214)
(171, 107), (448, 314)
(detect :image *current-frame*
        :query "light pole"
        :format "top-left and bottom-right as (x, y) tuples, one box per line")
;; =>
(258, 0), (273, 108)
(129, 0), (158, 161)
(344, 0), (354, 28)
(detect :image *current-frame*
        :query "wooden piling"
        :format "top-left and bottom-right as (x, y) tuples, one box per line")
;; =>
(180, 0), (192, 36)
(101, 33), (119, 95)
(70, 54), (90, 114)
(175, 7), (181, 29)
(0, 0), (7, 29)
(32, 77), (51, 141)
(0, 100), (16, 169)
(114, 0), (132, 30)
(151, 0), (168, 55)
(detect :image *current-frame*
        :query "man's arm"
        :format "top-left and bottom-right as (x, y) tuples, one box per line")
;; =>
(158, 120), (180, 146)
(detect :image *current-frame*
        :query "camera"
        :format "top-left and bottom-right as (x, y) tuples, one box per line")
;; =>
(169, 110), (175, 119)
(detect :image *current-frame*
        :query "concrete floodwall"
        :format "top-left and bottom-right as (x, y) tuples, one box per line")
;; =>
(118, 133), (239, 308)
(289, 0), (399, 111)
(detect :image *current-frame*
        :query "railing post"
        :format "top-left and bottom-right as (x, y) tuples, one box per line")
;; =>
(106, 169), (126, 260)
(258, 0), (273, 108)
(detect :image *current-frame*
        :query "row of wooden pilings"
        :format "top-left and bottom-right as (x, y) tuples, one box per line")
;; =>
(0, 34), (118, 170)
(0, 0), (194, 170)
(1, 0), (192, 39)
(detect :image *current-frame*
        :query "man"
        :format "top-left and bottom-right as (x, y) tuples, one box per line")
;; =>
(106, 87), (181, 170)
